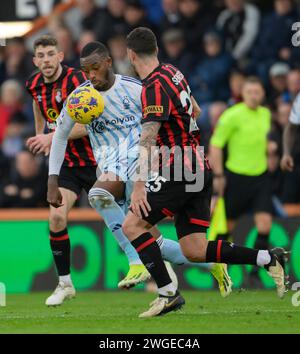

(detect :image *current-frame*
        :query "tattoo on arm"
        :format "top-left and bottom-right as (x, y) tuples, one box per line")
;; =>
(136, 121), (161, 181)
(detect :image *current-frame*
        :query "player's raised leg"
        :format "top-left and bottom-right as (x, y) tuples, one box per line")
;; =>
(88, 172), (150, 289)
(179, 233), (288, 299)
(46, 187), (77, 306)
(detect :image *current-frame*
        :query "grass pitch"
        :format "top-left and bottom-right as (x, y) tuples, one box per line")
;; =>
(0, 290), (299, 334)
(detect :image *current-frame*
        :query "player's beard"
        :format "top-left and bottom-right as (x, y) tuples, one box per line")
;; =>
(42, 63), (60, 81)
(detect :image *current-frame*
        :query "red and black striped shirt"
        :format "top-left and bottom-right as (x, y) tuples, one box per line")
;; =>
(26, 65), (96, 168)
(141, 63), (210, 175)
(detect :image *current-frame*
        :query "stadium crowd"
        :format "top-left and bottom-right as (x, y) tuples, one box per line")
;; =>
(0, 0), (300, 208)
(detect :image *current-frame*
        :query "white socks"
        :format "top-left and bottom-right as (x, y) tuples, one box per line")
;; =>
(59, 274), (72, 286)
(256, 250), (271, 267)
(158, 283), (177, 297)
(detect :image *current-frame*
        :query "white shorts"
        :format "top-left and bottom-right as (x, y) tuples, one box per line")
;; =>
(93, 144), (138, 213)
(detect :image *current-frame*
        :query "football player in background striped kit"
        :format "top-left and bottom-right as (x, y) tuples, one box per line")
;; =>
(26, 35), (97, 306)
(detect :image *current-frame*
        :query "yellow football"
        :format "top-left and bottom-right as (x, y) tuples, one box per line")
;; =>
(66, 86), (105, 124)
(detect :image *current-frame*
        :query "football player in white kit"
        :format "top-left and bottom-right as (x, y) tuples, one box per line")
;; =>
(47, 42), (232, 298)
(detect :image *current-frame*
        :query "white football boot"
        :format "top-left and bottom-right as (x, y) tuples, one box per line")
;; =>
(45, 281), (76, 306)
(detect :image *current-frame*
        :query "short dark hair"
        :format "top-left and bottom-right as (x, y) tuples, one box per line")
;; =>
(33, 35), (58, 51)
(126, 27), (157, 56)
(244, 76), (264, 87)
(80, 41), (109, 58)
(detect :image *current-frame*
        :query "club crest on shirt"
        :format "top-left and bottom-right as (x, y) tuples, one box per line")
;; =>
(123, 96), (130, 110)
(55, 89), (62, 103)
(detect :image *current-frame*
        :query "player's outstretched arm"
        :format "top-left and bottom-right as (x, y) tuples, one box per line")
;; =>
(47, 109), (75, 208)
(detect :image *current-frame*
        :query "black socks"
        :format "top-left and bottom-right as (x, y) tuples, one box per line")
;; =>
(131, 232), (172, 288)
(50, 228), (70, 276)
(206, 240), (258, 265)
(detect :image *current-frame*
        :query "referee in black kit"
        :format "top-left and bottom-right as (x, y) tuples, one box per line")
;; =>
(122, 27), (287, 318)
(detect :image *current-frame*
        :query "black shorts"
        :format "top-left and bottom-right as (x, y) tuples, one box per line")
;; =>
(142, 171), (213, 239)
(224, 169), (273, 220)
(58, 165), (97, 196)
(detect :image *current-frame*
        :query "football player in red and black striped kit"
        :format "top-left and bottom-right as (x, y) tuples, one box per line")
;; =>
(26, 35), (97, 306)
(123, 27), (288, 318)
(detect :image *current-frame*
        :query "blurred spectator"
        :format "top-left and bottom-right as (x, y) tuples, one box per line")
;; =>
(198, 101), (228, 151)
(178, 0), (215, 54)
(269, 102), (294, 202)
(1, 112), (28, 159)
(47, 13), (67, 34)
(94, 0), (128, 44)
(267, 62), (290, 109)
(276, 101), (292, 131)
(124, 0), (154, 32)
(271, 102), (292, 149)
(0, 148), (10, 181)
(0, 151), (47, 208)
(217, 0), (260, 62)
(160, 28), (194, 77)
(189, 32), (234, 104)
(252, 0), (274, 13)
(4, 37), (35, 84)
(54, 27), (80, 68)
(0, 47), (6, 85)
(281, 126), (300, 203)
(108, 34), (135, 76)
(77, 31), (97, 54)
(76, 0), (104, 33)
(0, 79), (27, 144)
(140, 0), (164, 25)
(251, 0), (298, 82)
(3, 0), (300, 209)
(228, 70), (245, 106)
(209, 101), (228, 131)
(268, 139), (280, 172)
(281, 69), (300, 102)
(158, 0), (181, 34)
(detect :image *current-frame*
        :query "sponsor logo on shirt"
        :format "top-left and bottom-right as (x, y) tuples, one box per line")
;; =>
(55, 89), (62, 103)
(144, 105), (164, 116)
(89, 115), (138, 134)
